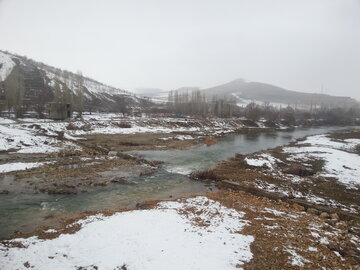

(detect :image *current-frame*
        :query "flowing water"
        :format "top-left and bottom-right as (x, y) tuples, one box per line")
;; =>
(0, 126), (356, 238)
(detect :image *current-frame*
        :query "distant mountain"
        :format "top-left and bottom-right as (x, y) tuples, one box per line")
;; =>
(133, 87), (200, 103)
(201, 79), (359, 109)
(0, 50), (152, 113)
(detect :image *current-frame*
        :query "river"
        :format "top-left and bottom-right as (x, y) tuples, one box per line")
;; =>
(0, 126), (356, 238)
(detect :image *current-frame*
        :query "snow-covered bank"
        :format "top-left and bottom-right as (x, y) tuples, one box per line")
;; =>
(0, 162), (48, 173)
(0, 124), (80, 154)
(210, 130), (360, 215)
(244, 133), (360, 190)
(0, 115), (266, 154)
(284, 134), (360, 188)
(0, 196), (254, 270)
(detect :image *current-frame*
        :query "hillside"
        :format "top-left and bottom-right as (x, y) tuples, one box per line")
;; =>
(0, 50), (152, 114)
(202, 79), (359, 109)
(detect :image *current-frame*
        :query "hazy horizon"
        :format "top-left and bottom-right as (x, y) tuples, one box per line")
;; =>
(1, 0), (359, 100)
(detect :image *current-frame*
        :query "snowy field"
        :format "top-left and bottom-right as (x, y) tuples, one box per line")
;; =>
(0, 114), (254, 155)
(284, 134), (360, 188)
(245, 133), (360, 189)
(0, 197), (254, 270)
(0, 162), (48, 173)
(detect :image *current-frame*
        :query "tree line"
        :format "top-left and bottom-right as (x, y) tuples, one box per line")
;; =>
(0, 66), (86, 118)
(167, 89), (238, 118)
(167, 89), (360, 125)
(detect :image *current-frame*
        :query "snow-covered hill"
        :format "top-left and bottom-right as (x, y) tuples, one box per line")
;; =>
(201, 79), (359, 109)
(0, 50), (152, 112)
(0, 51), (16, 81)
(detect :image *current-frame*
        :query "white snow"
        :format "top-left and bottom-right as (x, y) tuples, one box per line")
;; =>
(285, 246), (310, 267)
(284, 134), (360, 188)
(0, 115), (264, 154)
(160, 135), (194, 141)
(308, 246), (318, 252)
(0, 124), (59, 153)
(0, 162), (47, 173)
(0, 196), (254, 270)
(43, 229), (57, 233)
(40, 67), (131, 97)
(245, 154), (279, 170)
(174, 134), (193, 140)
(0, 117), (16, 124)
(0, 122), (83, 153)
(263, 208), (287, 217)
(0, 51), (16, 81)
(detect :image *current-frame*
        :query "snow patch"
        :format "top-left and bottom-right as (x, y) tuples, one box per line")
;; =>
(245, 154), (278, 170)
(0, 162), (48, 173)
(0, 196), (254, 270)
(284, 134), (360, 188)
(285, 246), (310, 266)
(0, 51), (16, 81)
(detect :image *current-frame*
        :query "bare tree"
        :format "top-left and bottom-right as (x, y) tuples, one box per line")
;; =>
(4, 66), (25, 118)
(76, 70), (84, 117)
(245, 102), (261, 121)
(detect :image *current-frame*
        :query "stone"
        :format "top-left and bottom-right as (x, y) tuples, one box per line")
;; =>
(335, 222), (347, 230)
(307, 207), (320, 215)
(320, 212), (330, 219)
(108, 151), (118, 156)
(293, 204), (305, 211)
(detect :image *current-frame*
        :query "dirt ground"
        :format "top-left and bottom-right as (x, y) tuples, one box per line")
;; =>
(208, 190), (360, 269)
(83, 131), (203, 151)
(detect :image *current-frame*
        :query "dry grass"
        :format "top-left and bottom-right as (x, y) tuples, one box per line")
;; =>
(328, 130), (360, 140)
(282, 165), (315, 177)
(190, 169), (219, 181)
(203, 137), (218, 145)
(66, 123), (91, 131)
(355, 144), (360, 155)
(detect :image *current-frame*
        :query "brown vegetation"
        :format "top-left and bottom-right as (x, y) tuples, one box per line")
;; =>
(203, 137), (218, 145)
(190, 170), (219, 181)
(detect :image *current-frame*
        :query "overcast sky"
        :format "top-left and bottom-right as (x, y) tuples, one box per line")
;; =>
(0, 0), (359, 99)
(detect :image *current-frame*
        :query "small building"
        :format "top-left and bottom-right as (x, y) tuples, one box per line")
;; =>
(48, 102), (72, 120)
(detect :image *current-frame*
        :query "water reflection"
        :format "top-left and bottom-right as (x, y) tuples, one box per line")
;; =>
(130, 127), (357, 174)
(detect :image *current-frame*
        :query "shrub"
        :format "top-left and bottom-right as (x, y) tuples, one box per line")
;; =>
(283, 165), (315, 177)
(203, 137), (218, 145)
(190, 170), (218, 181)
(355, 144), (360, 155)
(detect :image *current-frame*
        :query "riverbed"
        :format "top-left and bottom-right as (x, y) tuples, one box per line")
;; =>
(0, 126), (355, 239)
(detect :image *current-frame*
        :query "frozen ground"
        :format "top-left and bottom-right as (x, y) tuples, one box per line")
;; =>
(245, 133), (360, 190)
(212, 130), (360, 215)
(0, 162), (48, 173)
(0, 196), (254, 270)
(0, 123), (79, 154)
(284, 134), (360, 188)
(0, 114), (258, 154)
